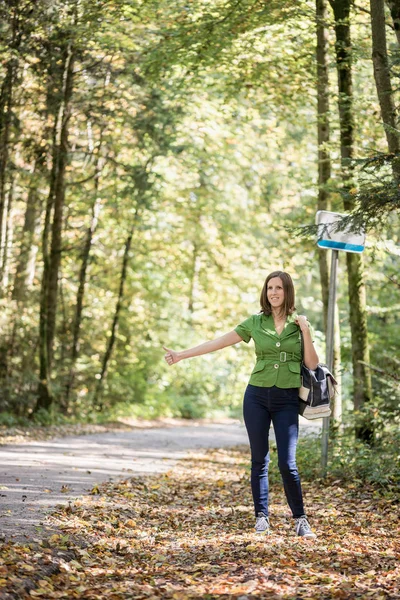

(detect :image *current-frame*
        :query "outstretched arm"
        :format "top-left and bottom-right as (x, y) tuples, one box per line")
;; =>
(163, 330), (243, 365)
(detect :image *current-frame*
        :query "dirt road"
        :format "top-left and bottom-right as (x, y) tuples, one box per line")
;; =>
(0, 418), (320, 542)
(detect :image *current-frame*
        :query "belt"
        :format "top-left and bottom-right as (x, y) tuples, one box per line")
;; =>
(255, 352), (295, 363)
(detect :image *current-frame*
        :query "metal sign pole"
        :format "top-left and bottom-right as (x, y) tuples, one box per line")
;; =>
(321, 249), (339, 475)
(316, 210), (366, 475)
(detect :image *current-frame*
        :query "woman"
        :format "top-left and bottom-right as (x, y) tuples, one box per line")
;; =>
(163, 270), (318, 539)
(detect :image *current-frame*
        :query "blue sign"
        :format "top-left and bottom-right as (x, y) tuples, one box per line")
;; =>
(316, 210), (365, 254)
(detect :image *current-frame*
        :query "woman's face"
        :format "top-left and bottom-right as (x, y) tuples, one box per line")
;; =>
(267, 277), (285, 310)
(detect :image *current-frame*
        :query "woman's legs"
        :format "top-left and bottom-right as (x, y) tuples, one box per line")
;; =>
(271, 407), (305, 518)
(243, 385), (272, 517)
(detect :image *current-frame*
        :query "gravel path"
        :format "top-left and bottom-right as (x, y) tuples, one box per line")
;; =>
(0, 419), (320, 542)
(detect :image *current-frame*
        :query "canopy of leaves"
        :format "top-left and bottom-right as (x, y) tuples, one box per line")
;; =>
(0, 0), (398, 432)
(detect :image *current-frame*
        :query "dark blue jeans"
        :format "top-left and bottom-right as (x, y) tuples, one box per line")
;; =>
(243, 384), (305, 519)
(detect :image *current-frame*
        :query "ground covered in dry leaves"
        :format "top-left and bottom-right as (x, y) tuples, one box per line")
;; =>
(0, 445), (399, 599)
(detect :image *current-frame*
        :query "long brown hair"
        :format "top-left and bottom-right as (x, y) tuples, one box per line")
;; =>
(260, 271), (296, 316)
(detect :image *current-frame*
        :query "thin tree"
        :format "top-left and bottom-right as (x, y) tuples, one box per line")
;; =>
(316, 0), (342, 425)
(64, 160), (103, 405)
(0, 3), (21, 276)
(386, 0), (400, 46)
(12, 155), (44, 302)
(370, 0), (400, 172)
(316, 0), (331, 326)
(93, 214), (137, 409)
(0, 178), (15, 288)
(36, 41), (75, 411)
(64, 58), (113, 405)
(328, 0), (373, 441)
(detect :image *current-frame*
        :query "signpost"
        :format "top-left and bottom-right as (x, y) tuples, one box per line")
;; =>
(315, 211), (366, 474)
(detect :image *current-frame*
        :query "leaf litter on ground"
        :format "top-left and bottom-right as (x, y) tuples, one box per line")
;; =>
(0, 445), (399, 599)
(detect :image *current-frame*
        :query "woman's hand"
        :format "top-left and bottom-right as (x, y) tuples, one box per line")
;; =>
(163, 346), (181, 365)
(295, 315), (309, 331)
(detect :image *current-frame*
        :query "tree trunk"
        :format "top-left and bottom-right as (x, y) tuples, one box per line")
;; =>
(188, 241), (200, 313)
(64, 58), (111, 406)
(0, 64), (14, 276)
(329, 0), (354, 176)
(0, 1), (22, 291)
(316, 0), (332, 329)
(36, 43), (74, 412)
(12, 163), (43, 301)
(64, 164), (103, 405)
(0, 178), (15, 289)
(316, 0), (343, 427)
(329, 0), (373, 440)
(13, 143), (48, 301)
(93, 220), (135, 409)
(387, 0), (400, 46)
(370, 0), (400, 172)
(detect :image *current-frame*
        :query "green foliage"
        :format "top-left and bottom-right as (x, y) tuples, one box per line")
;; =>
(344, 153), (400, 232)
(0, 0), (398, 443)
(0, 412), (29, 428)
(295, 428), (400, 491)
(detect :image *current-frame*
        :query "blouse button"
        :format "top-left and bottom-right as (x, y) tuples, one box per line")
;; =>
(274, 364), (279, 369)
(276, 342), (281, 347)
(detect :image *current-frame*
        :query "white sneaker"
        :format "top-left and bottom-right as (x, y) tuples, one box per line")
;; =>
(255, 512), (270, 534)
(295, 516), (317, 539)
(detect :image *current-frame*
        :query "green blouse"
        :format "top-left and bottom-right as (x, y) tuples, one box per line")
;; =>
(235, 313), (312, 388)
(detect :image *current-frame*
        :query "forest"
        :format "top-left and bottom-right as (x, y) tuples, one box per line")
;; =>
(0, 0), (399, 476)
